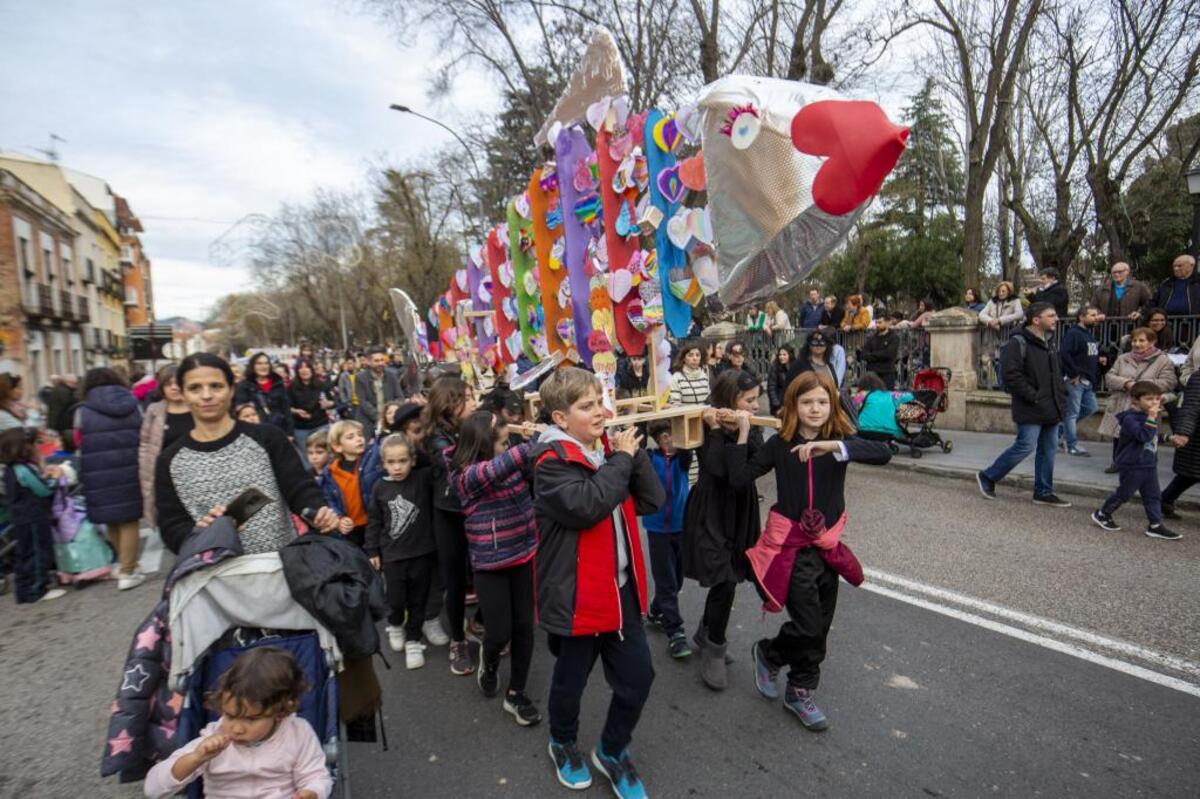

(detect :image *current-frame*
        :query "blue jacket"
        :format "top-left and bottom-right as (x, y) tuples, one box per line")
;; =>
(318, 436), (383, 516)
(857, 390), (913, 438)
(1059, 325), (1099, 384)
(79, 384), (144, 523)
(641, 449), (691, 533)
(799, 301), (824, 329)
(1113, 410), (1159, 470)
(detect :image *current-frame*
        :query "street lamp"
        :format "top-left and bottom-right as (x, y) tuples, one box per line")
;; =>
(388, 104), (489, 232)
(1186, 165), (1200, 259)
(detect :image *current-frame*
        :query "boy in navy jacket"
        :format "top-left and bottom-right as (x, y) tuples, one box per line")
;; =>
(640, 421), (693, 659)
(1092, 381), (1179, 539)
(532, 367), (664, 798)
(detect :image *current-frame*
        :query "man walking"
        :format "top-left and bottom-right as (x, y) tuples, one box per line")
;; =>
(799, 288), (824, 329)
(977, 303), (1071, 507)
(1059, 305), (1102, 457)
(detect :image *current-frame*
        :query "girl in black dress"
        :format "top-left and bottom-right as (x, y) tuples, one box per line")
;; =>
(682, 369), (763, 691)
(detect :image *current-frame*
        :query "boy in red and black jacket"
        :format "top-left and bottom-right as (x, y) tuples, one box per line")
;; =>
(533, 367), (664, 797)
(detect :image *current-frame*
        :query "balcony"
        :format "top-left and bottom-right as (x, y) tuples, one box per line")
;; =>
(77, 295), (90, 323)
(59, 289), (74, 319)
(37, 283), (53, 316)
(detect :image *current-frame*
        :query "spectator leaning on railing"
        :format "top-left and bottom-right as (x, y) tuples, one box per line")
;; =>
(1147, 254), (1199, 317)
(1092, 261), (1152, 321)
(979, 282), (1026, 329)
(1027, 268), (1069, 317)
(799, 289), (824, 329)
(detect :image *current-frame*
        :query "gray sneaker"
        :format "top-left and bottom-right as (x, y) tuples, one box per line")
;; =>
(449, 640), (474, 676)
(1033, 493), (1071, 508)
(783, 685), (829, 731)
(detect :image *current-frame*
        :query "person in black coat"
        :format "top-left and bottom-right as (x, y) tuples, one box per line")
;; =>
(1145, 254), (1200, 317)
(235, 352), (294, 438)
(860, 316), (900, 388)
(977, 303), (1070, 506)
(766, 345), (794, 416)
(288, 359), (334, 453)
(1026, 268), (1069, 317)
(1163, 371), (1200, 518)
(77, 368), (145, 589)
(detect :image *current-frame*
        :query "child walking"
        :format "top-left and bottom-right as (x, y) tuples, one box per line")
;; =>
(642, 421), (694, 659)
(366, 435), (437, 667)
(728, 371), (890, 731)
(318, 419), (382, 547)
(449, 411), (542, 726)
(533, 367), (664, 798)
(1091, 381), (1180, 539)
(0, 428), (67, 603)
(683, 369), (763, 690)
(143, 647), (331, 799)
(424, 377), (479, 675)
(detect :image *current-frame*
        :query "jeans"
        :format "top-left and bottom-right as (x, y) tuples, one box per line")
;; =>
(1101, 468), (1163, 525)
(647, 533), (684, 635)
(1062, 381), (1098, 450)
(474, 560), (535, 692)
(982, 422), (1060, 497)
(548, 583), (654, 754)
(383, 554), (435, 640)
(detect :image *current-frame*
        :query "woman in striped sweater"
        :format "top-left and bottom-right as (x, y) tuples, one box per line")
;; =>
(448, 410), (542, 727)
(671, 343), (710, 485)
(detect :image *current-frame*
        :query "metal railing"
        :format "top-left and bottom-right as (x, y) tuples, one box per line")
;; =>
(976, 315), (1199, 391)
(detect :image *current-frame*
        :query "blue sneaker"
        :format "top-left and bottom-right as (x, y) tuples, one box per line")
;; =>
(548, 739), (592, 790)
(591, 746), (647, 799)
(783, 684), (829, 731)
(752, 640), (780, 699)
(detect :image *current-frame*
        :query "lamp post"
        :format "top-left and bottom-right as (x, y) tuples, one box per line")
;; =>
(388, 104), (489, 233)
(1187, 165), (1200, 259)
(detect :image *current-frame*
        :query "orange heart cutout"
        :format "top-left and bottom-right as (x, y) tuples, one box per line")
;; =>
(678, 153), (706, 191)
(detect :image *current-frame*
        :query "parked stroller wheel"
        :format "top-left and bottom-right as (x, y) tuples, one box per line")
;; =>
(910, 446), (923, 459)
(888, 441), (900, 455)
(941, 440), (953, 454)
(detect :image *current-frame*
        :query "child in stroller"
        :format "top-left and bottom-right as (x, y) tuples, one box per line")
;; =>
(852, 370), (953, 458)
(144, 646), (331, 798)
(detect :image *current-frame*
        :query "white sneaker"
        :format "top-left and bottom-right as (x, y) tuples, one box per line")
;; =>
(386, 625), (406, 652)
(422, 618), (450, 646)
(40, 588), (67, 601)
(405, 640), (426, 669)
(117, 570), (146, 591)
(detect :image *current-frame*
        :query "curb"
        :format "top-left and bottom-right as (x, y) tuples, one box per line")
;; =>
(881, 458), (1200, 511)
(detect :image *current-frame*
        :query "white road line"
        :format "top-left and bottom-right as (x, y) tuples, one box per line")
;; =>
(864, 568), (1200, 679)
(860, 582), (1200, 699)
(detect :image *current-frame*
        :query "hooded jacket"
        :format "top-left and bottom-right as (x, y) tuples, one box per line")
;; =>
(641, 448), (692, 534)
(318, 436), (383, 518)
(79, 384), (144, 524)
(279, 533), (387, 659)
(101, 518), (244, 782)
(532, 428), (664, 637)
(1113, 410), (1159, 470)
(449, 441), (539, 571)
(1000, 327), (1067, 426)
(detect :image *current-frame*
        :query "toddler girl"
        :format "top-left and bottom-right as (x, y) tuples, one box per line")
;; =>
(0, 428), (66, 603)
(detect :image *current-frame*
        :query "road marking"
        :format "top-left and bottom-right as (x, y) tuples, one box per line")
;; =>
(860, 578), (1200, 699)
(865, 568), (1200, 679)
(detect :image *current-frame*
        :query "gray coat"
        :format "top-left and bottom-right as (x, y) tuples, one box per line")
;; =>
(353, 368), (404, 428)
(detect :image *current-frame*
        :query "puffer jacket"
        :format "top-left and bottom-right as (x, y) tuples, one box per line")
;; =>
(101, 518), (243, 782)
(79, 384), (144, 524)
(449, 442), (538, 571)
(1098, 350), (1178, 438)
(532, 432), (664, 637)
(279, 533), (387, 659)
(318, 436), (383, 516)
(137, 401), (167, 526)
(1171, 372), (1200, 480)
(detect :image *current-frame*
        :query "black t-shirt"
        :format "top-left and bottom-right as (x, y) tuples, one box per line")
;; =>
(162, 410), (195, 451)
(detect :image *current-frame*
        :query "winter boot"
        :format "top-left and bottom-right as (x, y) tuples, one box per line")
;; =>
(700, 640), (728, 691)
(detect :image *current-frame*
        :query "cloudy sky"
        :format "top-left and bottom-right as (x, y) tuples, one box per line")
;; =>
(0, 0), (496, 320)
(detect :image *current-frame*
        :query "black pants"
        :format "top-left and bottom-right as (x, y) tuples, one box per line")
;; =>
(548, 583), (655, 754)
(1101, 468), (1163, 525)
(701, 581), (737, 645)
(434, 508), (469, 643)
(424, 562), (445, 622)
(1162, 475), (1196, 506)
(383, 554), (436, 640)
(647, 533), (684, 635)
(12, 521), (53, 604)
(474, 560), (535, 692)
(761, 548), (839, 690)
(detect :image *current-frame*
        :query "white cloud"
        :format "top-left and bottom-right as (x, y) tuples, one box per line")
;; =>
(150, 259), (250, 321)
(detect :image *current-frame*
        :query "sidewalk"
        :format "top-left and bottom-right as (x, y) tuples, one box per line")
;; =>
(878, 429), (1198, 510)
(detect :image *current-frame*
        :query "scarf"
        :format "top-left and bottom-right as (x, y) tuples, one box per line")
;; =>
(1129, 346), (1161, 363)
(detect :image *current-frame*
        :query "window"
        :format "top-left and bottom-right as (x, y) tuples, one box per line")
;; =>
(126, 286), (140, 306)
(44, 248), (54, 281)
(84, 258), (95, 284)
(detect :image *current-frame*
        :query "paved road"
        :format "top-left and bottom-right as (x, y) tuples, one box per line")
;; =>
(2, 466), (1197, 798)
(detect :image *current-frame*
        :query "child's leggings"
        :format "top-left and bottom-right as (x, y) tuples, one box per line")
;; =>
(1101, 468), (1163, 525)
(761, 549), (839, 690)
(13, 521), (53, 603)
(701, 581), (737, 645)
(474, 560), (535, 692)
(434, 508), (469, 643)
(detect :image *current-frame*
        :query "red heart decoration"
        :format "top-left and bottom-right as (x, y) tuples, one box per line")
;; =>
(790, 100), (909, 216)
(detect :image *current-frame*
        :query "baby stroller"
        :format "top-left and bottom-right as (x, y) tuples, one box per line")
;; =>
(169, 552), (352, 797)
(892, 367), (953, 459)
